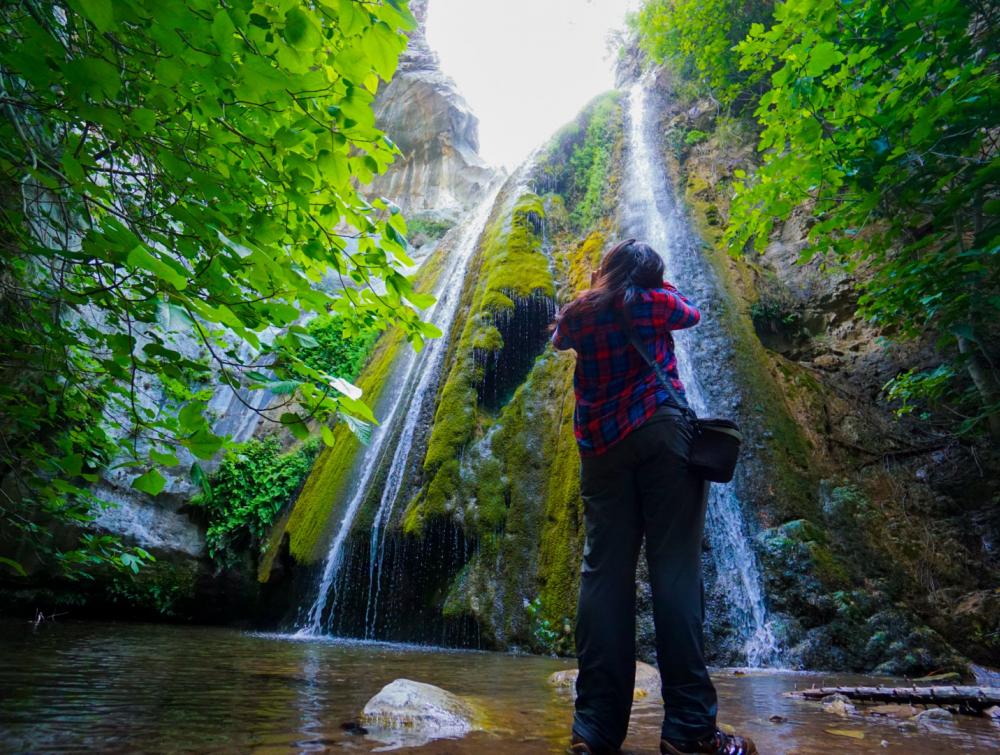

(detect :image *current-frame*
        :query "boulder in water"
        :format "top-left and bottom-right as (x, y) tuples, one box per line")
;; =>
(547, 661), (661, 702)
(361, 679), (484, 742)
(913, 707), (954, 724)
(820, 693), (856, 716)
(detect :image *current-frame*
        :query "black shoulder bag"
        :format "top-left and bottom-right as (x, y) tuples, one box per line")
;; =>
(617, 310), (742, 483)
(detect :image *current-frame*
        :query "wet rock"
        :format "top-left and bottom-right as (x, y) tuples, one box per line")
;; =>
(928, 588), (1000, 666)
(768, 714), (787, 723)
(984, 705), (1000, 720)
(864, 610), (969, 677)
(913, 707), (953, 724)
(547, 661), (661, 702)
(633, 661), (661, 701)
(547, 669), (577, 690)
(361, 679), (484, 737)
(820, 693), (855, 716)
(756, 520), (850, 635)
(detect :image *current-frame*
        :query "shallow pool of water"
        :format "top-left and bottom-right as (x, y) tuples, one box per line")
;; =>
(0, 621), (996, 753)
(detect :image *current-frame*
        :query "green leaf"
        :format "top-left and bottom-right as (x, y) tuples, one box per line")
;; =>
(284, 8), (321, 50)
(321, 424), (335, 447)
(280, 412), (311, 441)
(184, 430), (224, 460)
(266, 379), (302, 395)
(405, 290), (436, 310)
(190, 463), (211, 497)
(211, 10), (237, 53)
(74, 0), (114, 32)
(0, 556), (27, 577)
(337, 394), (377, 424)
(127, 246), (188, 290)
(341, 412), (373, 445)
(149, 449), (180, 467)
(132, 468), (167, 496)
(806, 41), (844, 77)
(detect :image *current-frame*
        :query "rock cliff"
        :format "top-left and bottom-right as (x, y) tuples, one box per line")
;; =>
(367, 0), (496, 219)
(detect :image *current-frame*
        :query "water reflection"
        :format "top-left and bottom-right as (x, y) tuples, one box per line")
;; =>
(0, 621), (996, 753)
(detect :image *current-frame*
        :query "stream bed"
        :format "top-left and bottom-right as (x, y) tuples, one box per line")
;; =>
(1, 621), (997, 753)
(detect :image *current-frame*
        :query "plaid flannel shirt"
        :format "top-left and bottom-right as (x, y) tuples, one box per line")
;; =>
(552, 283), (700, 456)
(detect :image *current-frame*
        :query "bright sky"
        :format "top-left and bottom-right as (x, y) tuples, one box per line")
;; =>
(425, 0), (640, 169)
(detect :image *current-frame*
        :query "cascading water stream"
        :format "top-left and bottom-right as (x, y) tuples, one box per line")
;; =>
(623, 79), (778, 666)
(297, 184), (502, 636)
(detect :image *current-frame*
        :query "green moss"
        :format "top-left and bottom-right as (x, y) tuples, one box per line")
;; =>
(433, 221), (606, 644)
(535, 354), (583, 626)
(471, 324), (503, 352)
(473, 456), (507, 530)
(556, 228), (607, 305)
(405, 188), (557, 534)
(263, 327), (408, 573)
(419, 366), (477, 475)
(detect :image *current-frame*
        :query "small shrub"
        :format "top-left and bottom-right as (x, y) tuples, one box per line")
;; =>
(407, 217), (455, 244)
(526, 596), (574, 656)
(193, 437), (320, 566)
(684, 128), (708, 146)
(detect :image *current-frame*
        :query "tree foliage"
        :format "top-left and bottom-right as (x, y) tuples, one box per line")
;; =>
(0, 0), (432, 577)
(634, 0), (1000, 437)
(629, 0), (773, 106)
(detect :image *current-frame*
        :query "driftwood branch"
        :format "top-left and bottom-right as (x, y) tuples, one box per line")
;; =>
(788, 685), (1000, 714)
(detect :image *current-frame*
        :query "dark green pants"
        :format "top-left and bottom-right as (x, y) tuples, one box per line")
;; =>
(572, 405), (717, 751)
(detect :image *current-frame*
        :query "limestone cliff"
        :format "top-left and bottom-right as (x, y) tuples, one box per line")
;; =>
(367, 0), (496, 219)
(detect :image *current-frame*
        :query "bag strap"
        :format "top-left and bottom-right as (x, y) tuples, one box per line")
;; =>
(614, 305), (698, 420)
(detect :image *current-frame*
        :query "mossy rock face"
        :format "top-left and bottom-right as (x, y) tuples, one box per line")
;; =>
(406, 187), (557, 536)
(863, 611), (969, 677)
(432, 227), (608, 649)
(757, 519), (850, 624)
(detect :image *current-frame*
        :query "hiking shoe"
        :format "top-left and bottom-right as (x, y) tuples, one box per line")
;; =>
(660, 729), (758, 755)
(567, 734), (620, 754)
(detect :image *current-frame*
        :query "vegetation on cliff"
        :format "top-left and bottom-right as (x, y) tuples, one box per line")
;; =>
(632, 0), (1000, 671)
(0, 0), (433, 579)
(261, 236), (456, 571)
(632, 0), (1000, 439)
(192, 437), (319, 567)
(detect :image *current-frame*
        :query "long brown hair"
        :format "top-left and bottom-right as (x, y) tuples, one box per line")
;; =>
(557, 238), (665, 321)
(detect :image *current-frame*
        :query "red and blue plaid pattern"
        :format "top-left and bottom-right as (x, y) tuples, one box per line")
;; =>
(552, 283), (700, 456)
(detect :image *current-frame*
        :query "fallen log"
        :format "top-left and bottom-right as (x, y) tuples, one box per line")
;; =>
(786, 685), (1000, 714)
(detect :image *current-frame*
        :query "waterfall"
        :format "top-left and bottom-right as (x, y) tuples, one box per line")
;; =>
(623, 79), (778, 666)
(296, 184), (502, 636)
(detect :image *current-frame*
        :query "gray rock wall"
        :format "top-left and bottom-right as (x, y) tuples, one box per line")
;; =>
(367, 0), (496, 219)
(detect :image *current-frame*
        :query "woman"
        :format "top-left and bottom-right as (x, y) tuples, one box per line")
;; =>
(552, 239), (756, 755)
